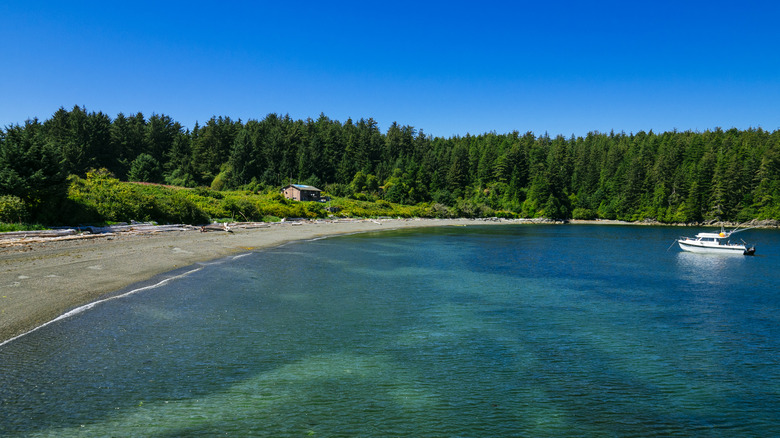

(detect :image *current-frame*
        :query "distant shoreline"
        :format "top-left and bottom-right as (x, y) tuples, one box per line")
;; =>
(1, 216), (776, 346)
(569, 218), (780, 228)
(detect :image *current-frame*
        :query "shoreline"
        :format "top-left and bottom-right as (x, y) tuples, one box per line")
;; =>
(1, 217), (775, 346)
(0, 218), (519, 345)
(568, 218), (780, 228)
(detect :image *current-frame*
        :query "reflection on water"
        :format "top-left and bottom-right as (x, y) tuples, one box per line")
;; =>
(674, 252), (749, 286)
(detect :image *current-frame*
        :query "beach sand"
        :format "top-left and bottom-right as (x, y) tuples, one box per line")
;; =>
(0, 218), (509, 344)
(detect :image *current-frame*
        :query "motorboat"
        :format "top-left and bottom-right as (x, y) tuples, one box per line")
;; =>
(677, 226), (756, 255)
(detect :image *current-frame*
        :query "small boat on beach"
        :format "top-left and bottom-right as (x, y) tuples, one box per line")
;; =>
(677, 226), (756, 255)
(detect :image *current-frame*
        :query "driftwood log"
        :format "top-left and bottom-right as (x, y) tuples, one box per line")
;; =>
(0, 229), (78, 240)
(0, 221), (280, 248)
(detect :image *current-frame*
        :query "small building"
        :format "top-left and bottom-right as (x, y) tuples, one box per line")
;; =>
(282, 184), (322, 202)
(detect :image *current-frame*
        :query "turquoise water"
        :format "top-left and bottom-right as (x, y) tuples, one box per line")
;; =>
(1, 225), (779, 436)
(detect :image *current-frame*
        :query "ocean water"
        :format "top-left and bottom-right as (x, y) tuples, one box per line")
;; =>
(1, 224), (779, 437)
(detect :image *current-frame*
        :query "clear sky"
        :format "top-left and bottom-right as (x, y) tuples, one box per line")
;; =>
(2, 1), (779, 138)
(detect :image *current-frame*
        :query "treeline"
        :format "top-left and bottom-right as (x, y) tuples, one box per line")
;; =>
(1, 105), (779, 224)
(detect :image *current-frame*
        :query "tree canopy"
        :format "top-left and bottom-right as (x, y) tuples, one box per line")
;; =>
(2, 105), (780, 224)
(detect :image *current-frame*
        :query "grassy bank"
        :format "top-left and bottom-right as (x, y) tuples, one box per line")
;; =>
(56, 170), (485, 226)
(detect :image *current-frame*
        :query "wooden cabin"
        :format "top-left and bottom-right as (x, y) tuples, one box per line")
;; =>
(282, 184), (322, 202)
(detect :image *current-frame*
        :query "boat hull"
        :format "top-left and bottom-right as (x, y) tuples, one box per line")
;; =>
(678, 240), (753, 255)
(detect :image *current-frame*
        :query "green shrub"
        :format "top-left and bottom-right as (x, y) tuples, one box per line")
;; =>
(493, 210), (518, 219)
(572, 208), (596, 220)
(304, 202), (325, 218)
(0, 222), (48, 232)
(268, 192), (288, 203)
(151, 192), (210, 224)
(324, 183), (351, 197)
(193, 187), (224, 199)
(222, 195), (259, 221)
(66, 170), (210, 225)
(456, 199), (494, 218)
(0, 195), (29, 223)
(243, 178), (264, 193)
(211, 171), (228, 191)
(424, 203), (455, 218)
(165, 169), (197, 188)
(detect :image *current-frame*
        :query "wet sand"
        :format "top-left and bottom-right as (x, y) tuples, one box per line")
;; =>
(0, 218), (510, 345)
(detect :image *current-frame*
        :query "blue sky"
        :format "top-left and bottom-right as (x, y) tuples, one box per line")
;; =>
(1, 1), (779, 138)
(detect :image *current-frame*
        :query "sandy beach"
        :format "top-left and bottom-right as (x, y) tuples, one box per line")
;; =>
(0, 218), (518, 345)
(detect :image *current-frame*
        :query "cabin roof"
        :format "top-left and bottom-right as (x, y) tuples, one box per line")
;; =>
(695, 232), (728, 239)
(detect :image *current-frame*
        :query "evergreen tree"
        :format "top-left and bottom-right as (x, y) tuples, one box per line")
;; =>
(0, 119), (66, 215)
(146, 114), (181, 164)
(446, 145), (469, 198)
(227, 120), (265, 188)
(127, 153), (163, 183)
(191, 116), (241, 185)
(164, 131), (197, 187)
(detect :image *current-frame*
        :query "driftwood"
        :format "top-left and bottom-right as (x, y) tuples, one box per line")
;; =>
(126, 224), (193, 233)
(0, 232), (114, 247)
(0, 229), (77, 240)
(0, 221), (277, 248)
(230, 222), (270, 229)
(81, 224), (194, 234)
(0, 223), (199, 248)
(81, 225), (133, 234)
(200, 223), (234, 233)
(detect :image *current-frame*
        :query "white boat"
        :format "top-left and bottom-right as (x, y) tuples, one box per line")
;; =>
(677, 226), (756, 255)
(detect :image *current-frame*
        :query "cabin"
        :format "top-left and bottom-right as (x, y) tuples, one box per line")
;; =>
(282, 184), (322, 202)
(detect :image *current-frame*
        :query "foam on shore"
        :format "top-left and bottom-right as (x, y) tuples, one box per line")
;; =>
(0, 267), (203, 348)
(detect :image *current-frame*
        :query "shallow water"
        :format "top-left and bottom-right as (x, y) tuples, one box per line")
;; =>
(1, 225), (779, 436)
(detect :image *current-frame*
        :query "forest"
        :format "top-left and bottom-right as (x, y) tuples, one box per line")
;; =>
(1, 105), (779, 226)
